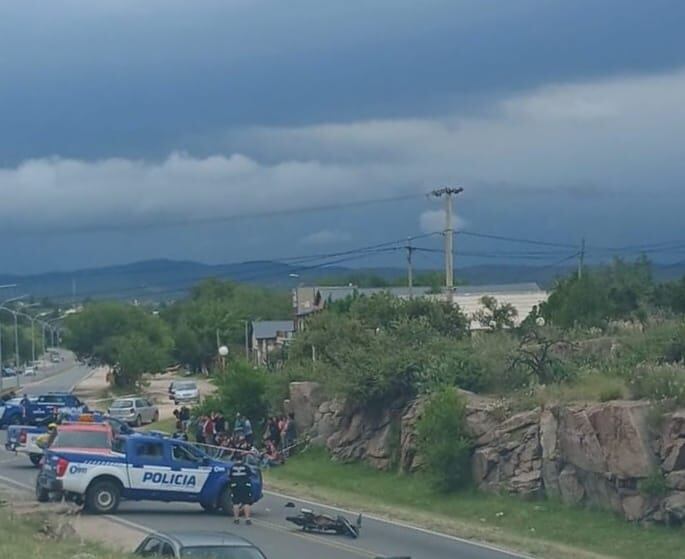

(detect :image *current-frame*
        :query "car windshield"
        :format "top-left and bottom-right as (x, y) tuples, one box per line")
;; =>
(111, 400), (134, 408)
(176, 382), (196, 390)
(52, 431), (110, 449)
(180, 547), (265, 559)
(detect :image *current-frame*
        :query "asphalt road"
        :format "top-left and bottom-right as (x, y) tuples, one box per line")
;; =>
(0, 358), (524, 559)
(1, 349), (86, 395)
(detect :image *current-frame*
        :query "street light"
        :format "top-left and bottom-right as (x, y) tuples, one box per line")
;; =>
(0, 295), (28, 373)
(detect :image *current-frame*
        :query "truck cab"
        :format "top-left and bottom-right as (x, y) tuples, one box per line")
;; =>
(37, 433), (262, 514)
(31, 392), (88, 423)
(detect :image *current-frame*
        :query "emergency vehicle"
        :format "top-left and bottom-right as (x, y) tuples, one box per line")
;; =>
(36, 433), (263, 514)
(6, 412), (133, 466)
(0, 392), (87, 428)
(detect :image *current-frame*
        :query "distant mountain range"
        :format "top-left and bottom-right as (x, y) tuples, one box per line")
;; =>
(2, 258), (684, 302)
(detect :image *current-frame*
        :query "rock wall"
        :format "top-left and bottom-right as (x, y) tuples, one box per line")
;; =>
(290, 382), (685, 524)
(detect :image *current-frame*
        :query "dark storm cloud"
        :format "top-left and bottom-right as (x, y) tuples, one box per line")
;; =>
(0, 0), (684, 163)
(1, 1), (685, 273)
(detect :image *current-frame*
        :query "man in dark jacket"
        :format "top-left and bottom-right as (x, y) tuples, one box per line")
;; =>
(229, 452), (253, 525)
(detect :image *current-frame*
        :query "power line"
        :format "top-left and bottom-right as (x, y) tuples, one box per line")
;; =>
(20, 192), (427, 235)
(456, 230), (579, 249)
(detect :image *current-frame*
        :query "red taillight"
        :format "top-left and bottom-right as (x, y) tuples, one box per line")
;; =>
(19, 430), (27, 444)
(55, 457), (69, 477)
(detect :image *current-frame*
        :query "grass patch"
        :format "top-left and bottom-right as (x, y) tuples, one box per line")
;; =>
(266, 447), (684, 559)
(142, 416), (176, 433)
(0, 504), (129, 559)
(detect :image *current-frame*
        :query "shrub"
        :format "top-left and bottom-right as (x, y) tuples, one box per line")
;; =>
(416, 388), (473, 491)
(198, 360), (269, 429)
(471, 332), (528, 393)
(639, 470), (668, 498)
(629, 362), (685, 406)
(598, 385), (624, 402)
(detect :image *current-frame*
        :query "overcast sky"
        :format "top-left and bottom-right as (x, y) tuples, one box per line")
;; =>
(2, 0), (685, 274)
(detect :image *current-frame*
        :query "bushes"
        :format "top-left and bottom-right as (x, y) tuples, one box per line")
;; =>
(416, 388), (473, 491)
(628, 363), (685, 406)
(639, 470), (668, 498)
(199, 360), (269, 427)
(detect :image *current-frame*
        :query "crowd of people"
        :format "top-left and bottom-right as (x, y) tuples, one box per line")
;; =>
(171, 408), (297, 469)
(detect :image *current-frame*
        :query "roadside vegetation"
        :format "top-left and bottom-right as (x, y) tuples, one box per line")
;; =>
(267, 448), (685, 559)
(62, 256), (685, 502)
(0, 503), (127, 559)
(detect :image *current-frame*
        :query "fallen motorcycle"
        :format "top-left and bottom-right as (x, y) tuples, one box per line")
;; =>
(285, 503), (361, 538)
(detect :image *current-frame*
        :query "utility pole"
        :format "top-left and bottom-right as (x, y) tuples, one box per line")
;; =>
(244, 320), (249, 361)
(406, 237), (414, 298)
(13, 312), (19, 368)
(578, 237), (586, 280)
(431, 186), (463, 302)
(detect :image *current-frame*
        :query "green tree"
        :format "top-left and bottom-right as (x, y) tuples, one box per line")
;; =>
(161, 279), (291, 371)
(542, 257), (654, 329)
(473, 295), (518, 331)
(63, 302), (173, 387)
(416, 388), (473, 490)
(200, 360), (269, 428)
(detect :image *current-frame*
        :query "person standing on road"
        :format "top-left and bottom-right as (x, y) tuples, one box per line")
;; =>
(229, 452), (253, 525)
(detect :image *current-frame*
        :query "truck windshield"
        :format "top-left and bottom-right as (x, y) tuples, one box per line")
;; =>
(38, 396), (66, 404)
(181, 547), (265, 559)
(176, 382), (196, 390)
(52, 431), (110, 449)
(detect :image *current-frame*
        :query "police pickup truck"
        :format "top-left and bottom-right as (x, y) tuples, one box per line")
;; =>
(36, 433), (263, 514)
(6, 413), (134, 466)
(0, 392), (88, 428)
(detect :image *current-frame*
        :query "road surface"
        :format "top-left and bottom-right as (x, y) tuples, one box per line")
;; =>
(1, 349), (87, 395)
(0, 357), (525, 559)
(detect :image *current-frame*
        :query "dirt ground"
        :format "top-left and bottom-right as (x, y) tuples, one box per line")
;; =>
(2, 485), (148, 552)
(74, 367), (215, 421)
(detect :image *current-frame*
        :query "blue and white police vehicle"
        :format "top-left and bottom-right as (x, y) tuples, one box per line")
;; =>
(0, 392), (88, 428)
(0, 396), (37, 428)
(36, 433), (263, 514)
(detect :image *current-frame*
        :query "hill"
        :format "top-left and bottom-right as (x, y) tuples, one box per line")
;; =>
(1, 258), (683, 302)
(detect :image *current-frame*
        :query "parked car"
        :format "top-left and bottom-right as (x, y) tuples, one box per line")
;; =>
(2, 367), (16, 378)
(107, 397), (159, 426)
(171, 381), (200, 405)
(134, 531), (267, 558)
(23, 367), (36, 376)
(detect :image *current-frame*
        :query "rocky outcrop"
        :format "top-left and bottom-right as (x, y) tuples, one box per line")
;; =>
(288, 381), (326, 435)
(295, 382), (685, 524)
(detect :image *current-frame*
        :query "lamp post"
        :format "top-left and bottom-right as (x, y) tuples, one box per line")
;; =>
(0, 295), (28, 371)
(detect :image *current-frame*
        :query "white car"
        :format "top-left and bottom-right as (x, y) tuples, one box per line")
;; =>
(23, 367), (36, 376)
(171, 381), (200, 405)
(108, 397), (159, 426)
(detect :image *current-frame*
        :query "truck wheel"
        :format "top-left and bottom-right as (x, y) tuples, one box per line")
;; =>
(35, 477), (49, 503)
(135, 415), (142, 427)
(85, 480), (121, 514)
(29, 453), (42, 467)
(152, 411), (159, 423)
(218, 486), (234, 516)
